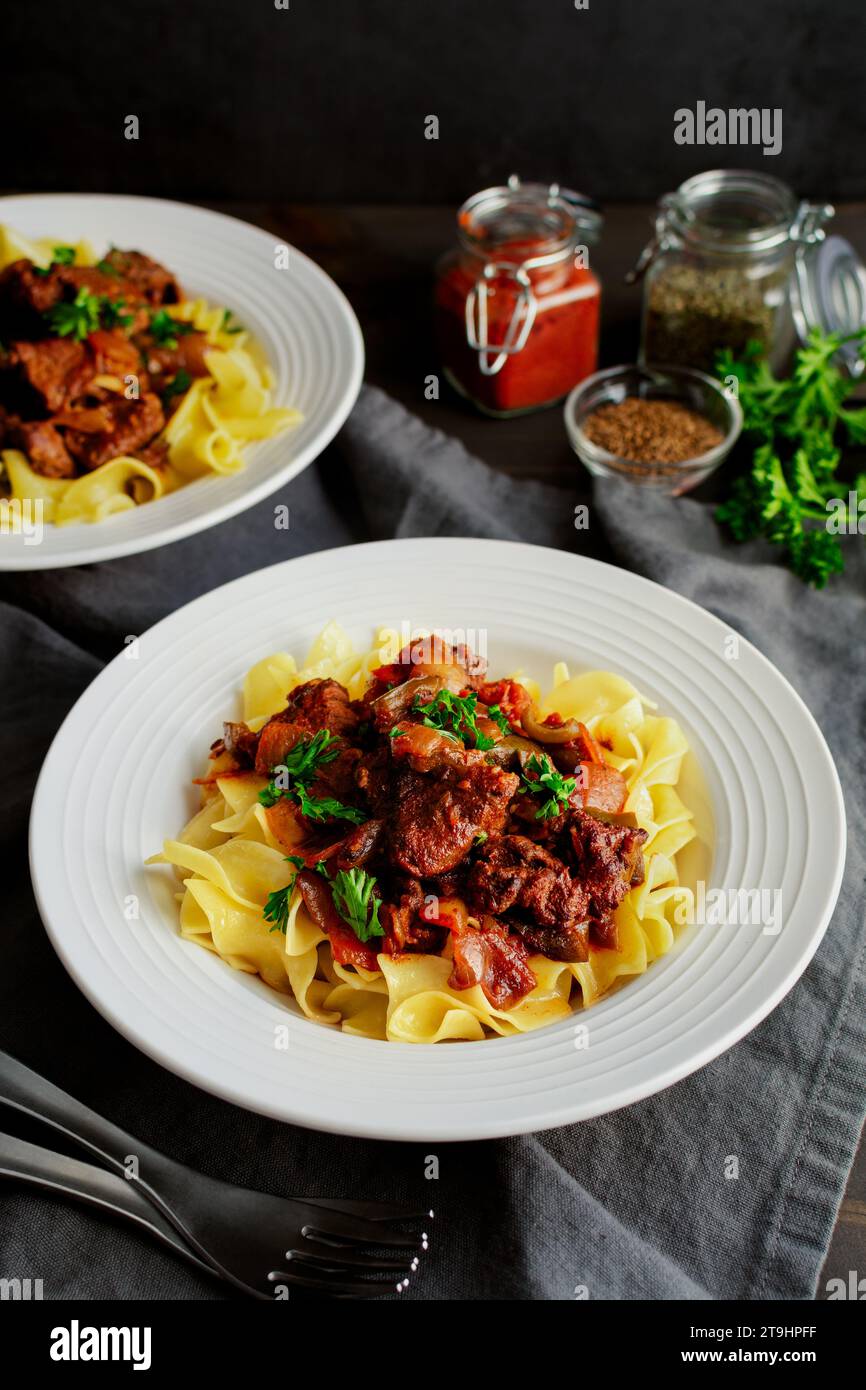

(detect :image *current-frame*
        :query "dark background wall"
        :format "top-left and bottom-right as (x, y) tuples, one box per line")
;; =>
(5, 0), (863, 204)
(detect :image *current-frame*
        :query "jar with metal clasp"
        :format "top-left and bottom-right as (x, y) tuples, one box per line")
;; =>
(634, 169), (866, 377)
(434, 175), (604, 416)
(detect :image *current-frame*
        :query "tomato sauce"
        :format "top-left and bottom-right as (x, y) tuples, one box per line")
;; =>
(435, 244), (601, 415)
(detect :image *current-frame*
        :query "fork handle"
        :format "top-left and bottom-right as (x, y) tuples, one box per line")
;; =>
(0, 1049), (162, 1180)
(0, 1130), (213, 1276)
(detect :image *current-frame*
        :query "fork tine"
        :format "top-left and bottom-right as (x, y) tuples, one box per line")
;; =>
(270, 1266), (410, 1298)
(300, 1210), (430, 1249)
(287, 1244), (419, 1274)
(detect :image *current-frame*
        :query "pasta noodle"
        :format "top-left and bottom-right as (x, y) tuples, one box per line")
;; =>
(148, 625), (698, 1042)
(0, 225), (301, 526)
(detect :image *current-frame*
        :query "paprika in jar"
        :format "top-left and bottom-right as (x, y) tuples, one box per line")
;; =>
(435, 176), (603, 416)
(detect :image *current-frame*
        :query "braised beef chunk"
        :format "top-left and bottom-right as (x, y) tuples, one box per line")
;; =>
(64, 392), (165, 470)
(0, 259), (65, 335)
(468, 834), (589, 961)
(380, 875), (443, 953)
(304, 742), (360, 808)
(569, 809), (648, 920)
(138, 331), (211, 379)
(388, 761), (519, 877)
(511, 917), (589, 963)
(253, 718), (309, 776)
(101, 248), (180, 304)
(286, 679), (361, 739)
(354, 746), (393, 816)
(5, 419), (76, 478)
(1, 338), (91, 414)
(449, 918), (537, 1008)
(222, 722), (259, 766)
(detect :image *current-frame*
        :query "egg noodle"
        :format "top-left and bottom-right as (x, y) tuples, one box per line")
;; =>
(148, 623), (697, 1043)
(0, 224), (300, 526)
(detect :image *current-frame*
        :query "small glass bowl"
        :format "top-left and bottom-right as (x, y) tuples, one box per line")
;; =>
(564, 364), (743, 495)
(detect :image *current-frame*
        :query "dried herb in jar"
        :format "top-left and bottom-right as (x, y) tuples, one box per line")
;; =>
(643, 263), (787, 373)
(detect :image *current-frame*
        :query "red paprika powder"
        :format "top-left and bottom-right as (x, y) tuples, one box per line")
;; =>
(435, 177), (603, 416)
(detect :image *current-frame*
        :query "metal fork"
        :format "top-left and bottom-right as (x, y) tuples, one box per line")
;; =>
(0, 1129), (218, 1279)
(0, 1051), (431, 1299)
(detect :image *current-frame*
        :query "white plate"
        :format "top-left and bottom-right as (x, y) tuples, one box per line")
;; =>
(29, 539), (846, 1141)
(0, 194), (363, 570)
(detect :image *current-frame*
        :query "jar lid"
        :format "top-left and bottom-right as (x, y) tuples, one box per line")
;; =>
(458, 175), (602, 268)
(792, 236), (866, 376)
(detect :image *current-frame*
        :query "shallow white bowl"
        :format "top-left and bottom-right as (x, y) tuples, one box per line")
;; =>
(29, 539), (845, 1140)
(0, 193), (364, 570)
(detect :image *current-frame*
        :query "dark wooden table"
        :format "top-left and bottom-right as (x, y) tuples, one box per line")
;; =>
(205, 198), (864, 1297)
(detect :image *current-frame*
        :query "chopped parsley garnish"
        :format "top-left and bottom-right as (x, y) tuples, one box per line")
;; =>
(33, 245), (77, 276)
(263, 855), (305, 934)
(258, 729), (364, 824)
(519, 753), (577, 820)
(46, 287), (102, 340)
(95, 258), (120, 277)
(294, 785), (366, 824)
(331, 868), (385, 942)
(473, 830), (489, 846)
(220, 309), (244, 335)
(160, 368), (192, 405)
(45, 287), (136, 339)
(98, 296), (133, 330)
(149, 309), (195, 349)
(412, 689), (496, 750)
(486, 703), (512, 736)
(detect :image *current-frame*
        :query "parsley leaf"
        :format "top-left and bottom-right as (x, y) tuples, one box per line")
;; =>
(46, 287), (102, 340)
(519, 753), (577, 820)
(220, 309), (244, 334)
(98, 296), (133, 330)
(160, 367), (192, 406)
(258, 729), (364, 824)
(330, 868), (385, 942)
(263, 855), (305, 934)
(294, 785), (366, 824)
(149, 309), (195, 349)
(412, 689), (495, 749)
(33, 245), (77, 276)
(715, 328), (866, 587)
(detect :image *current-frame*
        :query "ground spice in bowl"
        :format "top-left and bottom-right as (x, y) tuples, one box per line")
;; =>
(582, 396), (723, 465)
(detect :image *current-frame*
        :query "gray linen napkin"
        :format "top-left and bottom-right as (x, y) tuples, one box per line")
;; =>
(1, 385), (863, 1300)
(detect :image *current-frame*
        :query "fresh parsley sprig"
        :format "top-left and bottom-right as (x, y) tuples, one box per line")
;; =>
(519, 753), (577, 821)
(46, 287), (102, 340)
(412, 689), (497, 750)
(149, 309), (195, 350)
(264, 857), (383, 946)
(33, 245), (77, 276)
(45, 287), (135, 340)
(716, 329), (866, 587)
(330, 868), (385, 942)
(258, 729), (364, 824)
(263, 854), (305, 934)
(160, 367), (192, 406)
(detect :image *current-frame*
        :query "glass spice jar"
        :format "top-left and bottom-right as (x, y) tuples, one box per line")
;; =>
(435, 176), (603, 416)
(634, 170), (865, 376)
